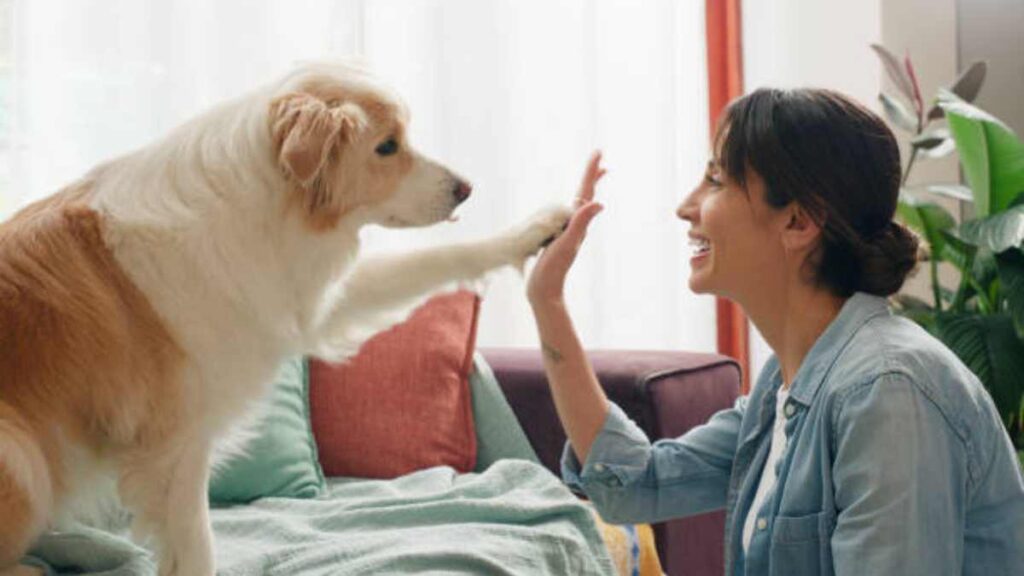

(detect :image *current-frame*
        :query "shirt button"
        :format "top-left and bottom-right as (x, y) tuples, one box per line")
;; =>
(784, 403), (795, 418)
(757, 518), (768, 530)
(593, 463), (606, 472)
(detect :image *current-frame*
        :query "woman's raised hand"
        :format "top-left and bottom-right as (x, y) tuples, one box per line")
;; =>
(526, 151), (607, 307)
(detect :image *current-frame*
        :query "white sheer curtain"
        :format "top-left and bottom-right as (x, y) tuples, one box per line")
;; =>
(4, 0), (715, 351)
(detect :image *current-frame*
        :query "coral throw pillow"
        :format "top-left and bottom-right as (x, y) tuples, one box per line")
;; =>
(308, 290), (480, 478)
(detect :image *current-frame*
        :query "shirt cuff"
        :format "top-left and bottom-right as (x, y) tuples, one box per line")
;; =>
(560, 402), (652, 492)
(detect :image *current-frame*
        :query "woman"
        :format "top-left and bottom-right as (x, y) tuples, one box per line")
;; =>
(527, 88), (1024, 575)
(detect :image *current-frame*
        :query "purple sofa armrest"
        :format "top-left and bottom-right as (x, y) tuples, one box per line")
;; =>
(479, 347), (741, 576)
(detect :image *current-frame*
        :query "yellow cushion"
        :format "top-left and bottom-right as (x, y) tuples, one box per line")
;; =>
(585, 502), (664, 576)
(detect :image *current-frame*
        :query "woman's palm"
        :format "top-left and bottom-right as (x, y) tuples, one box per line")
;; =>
(526, 152), (606, 305)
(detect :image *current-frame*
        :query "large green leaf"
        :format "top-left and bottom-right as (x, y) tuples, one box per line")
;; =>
(941, 99), (1024, 216)
(939, 229), (977, 273)
(898, 190), (956, 259)
(958, 204), (1024, 252)
(972, 248), (999, 289)
(997, 249), (1024, 338)
(936, 312), (1024, 429)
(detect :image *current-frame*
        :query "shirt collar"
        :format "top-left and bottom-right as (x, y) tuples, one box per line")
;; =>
(782, 292), (891, 406)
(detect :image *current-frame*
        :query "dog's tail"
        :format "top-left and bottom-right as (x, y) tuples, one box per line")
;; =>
(0, 401), (52, 567)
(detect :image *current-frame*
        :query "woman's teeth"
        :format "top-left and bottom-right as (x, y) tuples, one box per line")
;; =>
(689, 238), (711, 254)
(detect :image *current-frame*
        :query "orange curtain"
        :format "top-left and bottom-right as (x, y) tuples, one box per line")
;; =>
(705, 0), (750, 392)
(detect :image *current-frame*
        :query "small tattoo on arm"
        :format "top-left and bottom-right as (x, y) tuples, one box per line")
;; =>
(542, 341), (564, 363)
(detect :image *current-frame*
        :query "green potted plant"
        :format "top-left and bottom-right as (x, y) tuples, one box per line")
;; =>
(871, 44), (1024, 467)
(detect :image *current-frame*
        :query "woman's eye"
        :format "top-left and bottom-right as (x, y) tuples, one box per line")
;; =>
(375, 138), (399, 156)
(705, 173), (722, 187)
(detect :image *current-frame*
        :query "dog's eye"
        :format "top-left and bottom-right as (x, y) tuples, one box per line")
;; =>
(375, 138), (399, 157)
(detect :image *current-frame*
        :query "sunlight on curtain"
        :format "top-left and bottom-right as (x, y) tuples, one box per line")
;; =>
(0, 0), (12, 213)
(5, 0), (714, 351)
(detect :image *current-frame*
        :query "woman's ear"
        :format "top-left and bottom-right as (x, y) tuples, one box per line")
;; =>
(781, 203), (823, 254)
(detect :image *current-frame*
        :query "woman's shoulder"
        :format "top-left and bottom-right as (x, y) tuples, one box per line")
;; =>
(822, 312), (1016, 488)
(825, 311), (997, 439)
(841, 311), (973, 383)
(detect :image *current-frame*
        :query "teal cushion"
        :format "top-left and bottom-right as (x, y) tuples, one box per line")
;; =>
(209, 358), (327, 504)
(469, 352), (541, 471)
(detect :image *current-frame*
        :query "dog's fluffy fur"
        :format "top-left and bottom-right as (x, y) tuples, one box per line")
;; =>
(0, 62), (570, 575)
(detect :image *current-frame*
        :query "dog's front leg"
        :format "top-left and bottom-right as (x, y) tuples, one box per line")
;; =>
(121, 440), (215, 576)
(312, 205), (572, 358)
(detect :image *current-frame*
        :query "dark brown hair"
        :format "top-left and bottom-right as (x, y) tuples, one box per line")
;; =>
(716, 88), (918, 297)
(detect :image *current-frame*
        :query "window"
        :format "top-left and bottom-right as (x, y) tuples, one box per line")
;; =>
(0, 0), (12, 215)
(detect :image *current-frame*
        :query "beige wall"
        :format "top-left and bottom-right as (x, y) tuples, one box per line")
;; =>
(957, 0), (1024, 136)
(881, 0), (961, 303)
(881, 0), (1023, 302)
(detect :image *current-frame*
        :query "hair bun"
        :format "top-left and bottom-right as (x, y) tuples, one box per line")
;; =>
(854, 221), (920, 296)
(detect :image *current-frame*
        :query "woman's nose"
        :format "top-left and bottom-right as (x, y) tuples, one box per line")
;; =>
(677, 187), (700, 221)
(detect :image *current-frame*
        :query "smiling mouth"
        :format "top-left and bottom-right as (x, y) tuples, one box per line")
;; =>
(689, 237), (711, 256)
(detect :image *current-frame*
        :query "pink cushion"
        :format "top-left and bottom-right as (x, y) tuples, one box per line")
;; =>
(308, 291), (480, 478)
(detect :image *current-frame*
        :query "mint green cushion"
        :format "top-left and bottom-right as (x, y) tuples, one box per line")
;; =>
(209, 358), (327, 504)
(469, 352), (541, 471)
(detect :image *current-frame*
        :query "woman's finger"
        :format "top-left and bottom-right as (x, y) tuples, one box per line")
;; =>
(557, 202), (604, 247)
(575, 151), (605, 207)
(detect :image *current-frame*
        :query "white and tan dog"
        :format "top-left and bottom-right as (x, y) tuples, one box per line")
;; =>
(0, 62), (570, 575)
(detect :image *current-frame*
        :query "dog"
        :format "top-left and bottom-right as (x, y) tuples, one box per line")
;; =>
(0, 62), (571, 576)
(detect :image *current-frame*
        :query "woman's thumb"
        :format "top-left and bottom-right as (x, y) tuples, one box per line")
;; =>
(569, 202), (604, 235)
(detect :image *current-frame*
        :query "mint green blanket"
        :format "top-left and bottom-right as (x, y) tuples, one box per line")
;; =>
(26, 460), (615, 575)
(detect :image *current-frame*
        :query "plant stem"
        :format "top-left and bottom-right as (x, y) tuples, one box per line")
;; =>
(931, 256), (943, 311)
(902, 147), (919, 186)
(968, 276), (994, 314)
(950, 252), (975, 311)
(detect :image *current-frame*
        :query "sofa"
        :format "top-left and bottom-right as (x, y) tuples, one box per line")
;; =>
(481, 347), (742, 576)
(20, 291), (742, 576)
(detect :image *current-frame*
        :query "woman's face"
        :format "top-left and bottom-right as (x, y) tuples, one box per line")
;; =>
(676, 158), (788, 302)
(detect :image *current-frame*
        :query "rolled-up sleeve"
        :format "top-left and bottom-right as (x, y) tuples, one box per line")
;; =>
(831, 373), (968, 575)
(561, 396), (746, 524)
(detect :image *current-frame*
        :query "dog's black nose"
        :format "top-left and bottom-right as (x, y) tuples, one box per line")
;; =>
(453, 180), (472, 204)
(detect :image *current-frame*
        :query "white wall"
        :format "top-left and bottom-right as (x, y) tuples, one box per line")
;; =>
(742, 0), (881, 106)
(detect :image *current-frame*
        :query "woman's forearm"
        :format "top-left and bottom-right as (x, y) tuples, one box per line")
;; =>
(530, 298), (609, 464)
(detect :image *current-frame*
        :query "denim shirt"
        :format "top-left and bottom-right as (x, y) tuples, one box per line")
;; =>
(562, 293), (1024, 575)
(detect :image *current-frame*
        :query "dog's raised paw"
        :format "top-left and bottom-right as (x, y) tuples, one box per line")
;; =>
(520, 205), (574, 254)
(497, 204), (573, 273)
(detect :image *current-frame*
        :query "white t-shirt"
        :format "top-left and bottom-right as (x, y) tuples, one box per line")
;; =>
(742, 387), (791, 553)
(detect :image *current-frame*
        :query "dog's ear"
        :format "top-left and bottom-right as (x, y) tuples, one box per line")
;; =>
(269, 93), (367, 188)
